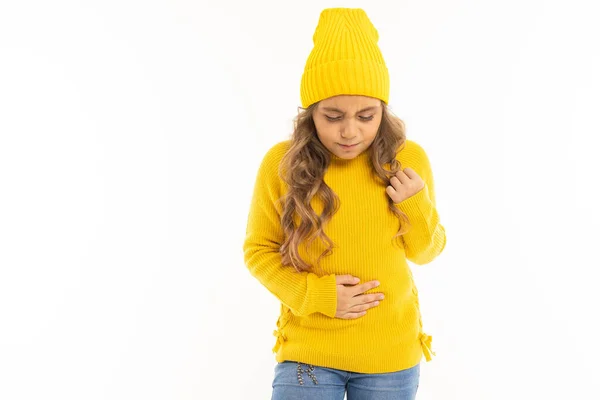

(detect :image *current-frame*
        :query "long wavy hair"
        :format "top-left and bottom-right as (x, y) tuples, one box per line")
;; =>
(278, 99), (412, 275)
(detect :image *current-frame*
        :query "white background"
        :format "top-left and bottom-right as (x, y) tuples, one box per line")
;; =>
(1, 0), (599, 399)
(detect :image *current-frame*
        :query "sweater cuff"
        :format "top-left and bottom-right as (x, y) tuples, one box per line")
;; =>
(305, 273), (338, 318)
(394, 184), (433, 216)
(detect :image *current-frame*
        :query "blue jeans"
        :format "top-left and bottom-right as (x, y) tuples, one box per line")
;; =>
(271, 361), (420, 400)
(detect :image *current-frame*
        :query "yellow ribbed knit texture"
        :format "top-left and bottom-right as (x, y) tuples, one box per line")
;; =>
(243, 139), (447, 373)
(300, 8), (390, 108)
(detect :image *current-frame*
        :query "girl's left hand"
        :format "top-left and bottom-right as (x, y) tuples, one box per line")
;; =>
(386, 167), (425, 204)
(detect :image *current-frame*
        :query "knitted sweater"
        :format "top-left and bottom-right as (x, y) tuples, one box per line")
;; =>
(242, 139), (446, 373)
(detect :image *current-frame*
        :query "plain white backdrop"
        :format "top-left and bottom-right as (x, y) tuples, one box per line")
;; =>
(1, 0), (599, 399)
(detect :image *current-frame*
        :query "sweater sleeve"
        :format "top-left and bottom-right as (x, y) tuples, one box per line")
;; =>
(394, 141), (447, 265)
(243, 144), (338, 318)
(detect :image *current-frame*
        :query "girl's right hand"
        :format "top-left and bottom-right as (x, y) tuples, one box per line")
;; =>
(334, 275), (384, 319)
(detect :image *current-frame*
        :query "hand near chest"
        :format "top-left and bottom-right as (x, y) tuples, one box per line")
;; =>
(385, 167), (425, 204)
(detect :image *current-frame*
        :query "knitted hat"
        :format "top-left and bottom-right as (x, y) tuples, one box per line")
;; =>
(300, 8), (390, 108)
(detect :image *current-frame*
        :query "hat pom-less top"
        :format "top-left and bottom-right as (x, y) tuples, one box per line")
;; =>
(300, 8), (390, 108)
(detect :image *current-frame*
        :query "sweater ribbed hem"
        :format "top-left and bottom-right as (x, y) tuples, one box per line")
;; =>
(275, 337), (423, 374)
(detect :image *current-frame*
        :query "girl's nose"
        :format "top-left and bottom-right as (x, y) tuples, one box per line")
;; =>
(340, 121), (358, 139)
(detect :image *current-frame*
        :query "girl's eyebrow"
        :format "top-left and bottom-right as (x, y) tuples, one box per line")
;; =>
(321, 106), (379, 114)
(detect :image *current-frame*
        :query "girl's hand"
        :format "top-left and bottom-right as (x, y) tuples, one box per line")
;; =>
(334, 275), (384, 319)
(386, 167), (425, 204)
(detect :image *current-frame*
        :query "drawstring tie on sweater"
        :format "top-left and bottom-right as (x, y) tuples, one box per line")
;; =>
(272, 329), (287, 353)
(419, 332), (436, 361)
(272, 306), (292, 353)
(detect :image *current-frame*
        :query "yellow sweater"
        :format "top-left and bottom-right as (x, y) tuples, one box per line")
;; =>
(243, 139), (446, 373)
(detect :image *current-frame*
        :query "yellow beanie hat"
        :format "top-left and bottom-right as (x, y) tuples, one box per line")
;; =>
(300, 8), (390, 108)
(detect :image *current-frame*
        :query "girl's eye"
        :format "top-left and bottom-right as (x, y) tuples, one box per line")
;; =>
(325, 115), (374, 122)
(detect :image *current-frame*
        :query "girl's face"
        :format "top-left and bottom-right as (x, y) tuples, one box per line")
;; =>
(313, 95), (383, 159)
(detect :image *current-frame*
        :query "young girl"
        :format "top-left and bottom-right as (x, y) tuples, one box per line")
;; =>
(243, 7), (446, 399)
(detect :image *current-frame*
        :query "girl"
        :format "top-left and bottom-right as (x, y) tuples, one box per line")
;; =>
(243, 7), (447, 400)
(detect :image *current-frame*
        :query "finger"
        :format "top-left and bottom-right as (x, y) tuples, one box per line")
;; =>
(396, 169), (413, 184)
(345, 311), (367, 319)
(402, 167), (419, 180)
(347, 302), (370, 312)
(390, 176), (401, 189)
(385, 185), (396, 199)
(336, 275), (360, 285)
(395, 168), (407, 180)
(346, 300), (380, 316)
(351, 280), (380, 297)
(354, 293), (383, 306)
(351, 299), (380, 310)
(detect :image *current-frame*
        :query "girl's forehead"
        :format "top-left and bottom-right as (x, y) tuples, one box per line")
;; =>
(319, 96), (381, 111)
